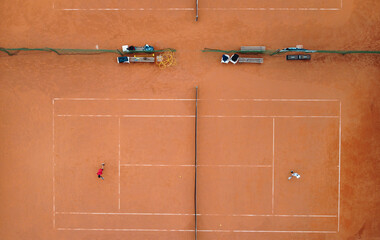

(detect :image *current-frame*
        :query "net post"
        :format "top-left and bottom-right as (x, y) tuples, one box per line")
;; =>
(194, 86), (198, 240)
(196, 0), (199, 21)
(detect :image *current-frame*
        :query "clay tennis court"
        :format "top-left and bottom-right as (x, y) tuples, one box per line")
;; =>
(0, 0), (379, 240)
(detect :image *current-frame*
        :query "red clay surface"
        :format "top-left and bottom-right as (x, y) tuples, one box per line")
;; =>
(0, 0), (380, 239)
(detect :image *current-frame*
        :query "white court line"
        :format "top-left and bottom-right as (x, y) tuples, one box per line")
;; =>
(56, 228), (336, 233)
(56, 8), (341, 11)
(202, 8), (340, 11)
(121, 164), (194, 167)
(61, 8), (195, 11)
(121, 115), (194, 118)
(56, 114), (339, 118)
(56, 212), (194, 216)
(200, 230), (337, 233)
(118, 118), (121, 210)
(202, 115), (339, 118)
(52, 99), (55, 228)
(201, 214), (337, 217)
(272, 118), (275, 214)
(53, 98), (340, 102)
(57, 114), (115, 117)
(56, 114), (195, 118)
(57, 228), (194, 232)
(201, 164), (271, 168)
(120, 164), (272, 168)
(55, 212), (337, 218)
(337, 101), (342, 232)
(214, 99), (340, 102)
(53, 98), (195, 101)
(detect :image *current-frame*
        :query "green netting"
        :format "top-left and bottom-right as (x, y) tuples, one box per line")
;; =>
(0, 47), (176, 56)
(202, 48), (270, 54)
(202, 48), (380, 55)
(1, 47), (378, 57)
(314, 50), (380, 55)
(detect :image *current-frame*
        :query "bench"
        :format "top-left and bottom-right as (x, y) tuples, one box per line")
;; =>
(129, 57), (155, 63)
(240, 46), (266, 52)
(122, 45), (154, 53)
(238, 58), (264, 64)
(286, 54), (311, 60)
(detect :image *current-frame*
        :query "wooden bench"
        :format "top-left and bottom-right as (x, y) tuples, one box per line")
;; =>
(129, 57), (155, 63)
(240, 46), (266, 52)
(238, 58), (264, 64)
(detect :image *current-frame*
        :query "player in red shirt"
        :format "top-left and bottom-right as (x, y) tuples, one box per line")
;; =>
(97, 163), (105, 180)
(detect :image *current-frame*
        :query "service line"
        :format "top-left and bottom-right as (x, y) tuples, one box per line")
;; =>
(119, 164), (272, 168)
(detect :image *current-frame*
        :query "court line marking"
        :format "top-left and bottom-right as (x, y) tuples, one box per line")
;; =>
(272, 118), (275, 214)
(201, 214), (337, 217)
(214, 99), (340, 102)
(56, 212), (194, 216)
(57, 228), (194, 232)
(55, 212), (337, 217)
(119, 164), (272, 168)
(60, 8), (194, 11)
(52, 0), (342, 12)
(201, 8), (340, 11)
(53, 98), (196, 101)
(53, 97), (342, 231)
(56, 114), (339, 118)
(118, 118), (121, 210)
(54, 6), (341, 11)
(203, 116), (339, 118)
(200, 230), (337, 233)
(56, 114), (195, 118)
(337, 101), (341, 232)
(53, 98), (340, 102)
(52, 99), (56, 229)
(57, 8), (341, 11)
(56, 228), (337, 233)
(121, 164), (194, 167)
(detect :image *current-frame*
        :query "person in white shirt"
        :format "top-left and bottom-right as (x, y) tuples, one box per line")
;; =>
(288, 170), (301, 180)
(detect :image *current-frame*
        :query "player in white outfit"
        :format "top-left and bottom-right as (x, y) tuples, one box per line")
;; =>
(288, 170), (301, 180)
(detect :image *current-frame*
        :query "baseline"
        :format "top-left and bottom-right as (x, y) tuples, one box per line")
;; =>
(56, 228), (337, 233)
(56, 212), (337, 217)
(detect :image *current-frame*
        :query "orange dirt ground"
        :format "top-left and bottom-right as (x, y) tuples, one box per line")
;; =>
(0, 0), (379, 239)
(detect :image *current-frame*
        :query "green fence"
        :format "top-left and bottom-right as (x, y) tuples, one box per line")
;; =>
(202, 48), (380, 55)
(0, 47), (176, 56)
